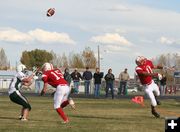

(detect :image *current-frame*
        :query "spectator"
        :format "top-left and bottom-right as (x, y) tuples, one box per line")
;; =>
(83, 67), (93, 95)
(104, 68), (115, 99)
(118, 68), (130, 95)
(64, 68), (72, 86)
(160, 74), (167, 96)
(93, 68), (104, 98)
(71, 68), (83, 94)
(35, 71), (44, 94)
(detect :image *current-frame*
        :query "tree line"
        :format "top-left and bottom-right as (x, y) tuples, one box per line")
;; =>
(0, 48), (9, 70)
(20, 47), (97, 69)
(152, 53), (180, 84)
(0, 47), (179, 80)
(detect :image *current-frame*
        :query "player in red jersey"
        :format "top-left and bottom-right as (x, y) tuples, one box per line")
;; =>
(135, 56), (163, 118)
(40, 63), (75, 123)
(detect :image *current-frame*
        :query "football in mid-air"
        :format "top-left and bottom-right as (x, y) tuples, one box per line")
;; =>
(46, 8), (55, 17)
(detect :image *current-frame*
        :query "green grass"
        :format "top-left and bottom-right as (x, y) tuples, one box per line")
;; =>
(0, 96), (179, 132)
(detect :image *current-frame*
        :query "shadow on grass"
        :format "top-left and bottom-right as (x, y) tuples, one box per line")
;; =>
(0, 116), (58, 123)
(70, 114), (158, 122)
(70, 114), (121, 120)
(0, 116), (18, 120)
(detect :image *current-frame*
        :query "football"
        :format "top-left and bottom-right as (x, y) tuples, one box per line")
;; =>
(46, 8), (55, 17)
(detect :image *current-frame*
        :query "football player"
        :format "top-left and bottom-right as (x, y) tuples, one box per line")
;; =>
(135, 56), (163, 118)
(40, 63), (75, 123)
(8, 64), (35, 121)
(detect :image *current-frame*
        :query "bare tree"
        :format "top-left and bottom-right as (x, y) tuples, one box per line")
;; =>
(82, 47), (97, 68)
(69, 52), (84, 68)
(50, 50), (62, 68)
(173, 53), (180, 70)
(62, 53), (69, 68)
(0, 48), (9, 70)
(154, 53), (180, 84)
(157, 54), (167, 66)
(50, 47), (97, 69)
(154, 53), (179, 69)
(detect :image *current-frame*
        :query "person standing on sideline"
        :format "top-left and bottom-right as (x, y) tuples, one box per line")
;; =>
(135, 56), (163, 118)
(118, 68), (130, 95)
(160, 74), (167, 96)
(93, 68), (104, 98)
(83, 67), (93, 95)
(71, 68), (83, 94)
(104, 68), (115, 99)
(41, 63), (75, 124)
(64, 68), (72, 86)
(35, 71), (43, 94)
(8, 64), (35, 121)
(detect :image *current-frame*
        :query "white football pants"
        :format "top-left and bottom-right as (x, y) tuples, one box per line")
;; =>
(54, 85), (71, 109)
(144, 81), (160, 107)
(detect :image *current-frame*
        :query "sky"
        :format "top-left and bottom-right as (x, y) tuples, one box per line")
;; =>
(0, 0), (180, 77)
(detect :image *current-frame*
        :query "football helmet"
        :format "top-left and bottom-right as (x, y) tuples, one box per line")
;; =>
(16, 64), (27, 73)
(42, 63), (53, 72)
(135, 56), (146, 66)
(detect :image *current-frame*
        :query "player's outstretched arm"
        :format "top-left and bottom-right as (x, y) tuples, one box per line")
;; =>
(154, 65), (163, 69)
(22, 81), (32, 87)
(22, 74), (35, 85)
(154, 65), (176, 71)
(138, 71), (158, 77)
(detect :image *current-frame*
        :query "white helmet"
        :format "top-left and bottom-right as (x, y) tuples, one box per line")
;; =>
(135, 56), (146, 66)
(42, 63), (53, 72)
(135, 56), (143, 65)
(17, 64), (26, 72)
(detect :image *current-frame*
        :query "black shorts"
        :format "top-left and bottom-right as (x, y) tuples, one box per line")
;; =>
(9, 91), (31, 110)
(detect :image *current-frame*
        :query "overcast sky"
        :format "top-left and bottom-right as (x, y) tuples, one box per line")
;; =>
(0, 0), (180, 76)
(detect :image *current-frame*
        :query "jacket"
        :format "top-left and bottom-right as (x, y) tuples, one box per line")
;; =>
(71, 72), (82, 81)
(83, 71), (93, 80)
(104, 73), (115, 83)
(93, 72), (104, 84)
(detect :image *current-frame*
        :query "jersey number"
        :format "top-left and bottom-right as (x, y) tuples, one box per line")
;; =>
(146, 65), (153, 73)
(51, 70), (63, 80)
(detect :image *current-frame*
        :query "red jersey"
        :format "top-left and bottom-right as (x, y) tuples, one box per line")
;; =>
(135, 60), (154, 85)
(42, 69), (68, 88)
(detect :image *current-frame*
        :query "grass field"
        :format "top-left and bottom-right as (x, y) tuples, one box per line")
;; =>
(0, 96), (179, 132)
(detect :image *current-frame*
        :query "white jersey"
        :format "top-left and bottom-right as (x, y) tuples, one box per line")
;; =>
(8, 72), (26, 95)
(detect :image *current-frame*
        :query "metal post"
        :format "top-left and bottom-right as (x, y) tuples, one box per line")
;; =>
(98, 45), (100, 70)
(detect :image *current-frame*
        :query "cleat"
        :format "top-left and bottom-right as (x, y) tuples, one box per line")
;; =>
(19, 115), (23, 120)
(152, 110), (160, 118)
(155, 96), (161, 105)
(157, 100), (161, 105)
(21, 117), (28, 121)
(69, 98), (75, 110)
(62, 120), (69, 124)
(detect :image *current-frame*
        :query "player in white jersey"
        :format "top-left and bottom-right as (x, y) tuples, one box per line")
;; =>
(8, 64), (35, 121)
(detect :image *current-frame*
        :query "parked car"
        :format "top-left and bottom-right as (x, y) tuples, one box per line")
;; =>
(127, 87), (138, 93)
(127, 84), (138, 93)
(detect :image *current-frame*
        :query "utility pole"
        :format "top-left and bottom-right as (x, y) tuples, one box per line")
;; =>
(98, 45), (100, 70)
